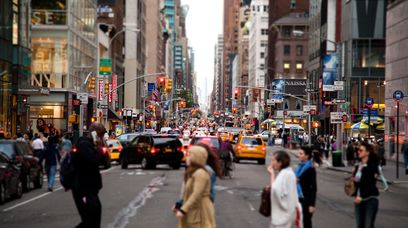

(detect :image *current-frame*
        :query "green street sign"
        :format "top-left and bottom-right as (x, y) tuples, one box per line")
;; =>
(99, 58), (112, 76)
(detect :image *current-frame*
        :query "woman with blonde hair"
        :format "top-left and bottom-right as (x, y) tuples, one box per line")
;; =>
(175, 145), (216, 228)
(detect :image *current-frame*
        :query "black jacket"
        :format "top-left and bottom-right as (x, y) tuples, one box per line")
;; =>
(40, 143), (61, 167)
(352, 163), (379, 199)
(72, 137), (102, 195)
(299, 167), (317, 207)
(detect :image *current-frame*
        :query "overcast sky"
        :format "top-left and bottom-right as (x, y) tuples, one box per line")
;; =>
(181, 0), (223, 108)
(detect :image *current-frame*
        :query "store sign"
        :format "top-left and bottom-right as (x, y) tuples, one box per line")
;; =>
(112, 73), (118, 101)
(98, 79), (104, 101)
(284, 79), (307, 96)
(322, 54), (338, 91)
(108, 84), (113, 103)
(32, 10), (67, 25)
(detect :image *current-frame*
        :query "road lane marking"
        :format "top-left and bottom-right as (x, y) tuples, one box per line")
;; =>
(2, 166), (116, 212)
(2, 186), (64, 212)
(107, 175), (166, 228)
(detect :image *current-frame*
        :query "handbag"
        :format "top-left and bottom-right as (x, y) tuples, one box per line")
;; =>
(259, 185), (271, 217)
(344, 176), (355, 196)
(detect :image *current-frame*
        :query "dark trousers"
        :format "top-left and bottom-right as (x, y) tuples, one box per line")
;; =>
(355, 197), (379, 228)
(300, 199), (313, 228)
(72, 190), (102, 228)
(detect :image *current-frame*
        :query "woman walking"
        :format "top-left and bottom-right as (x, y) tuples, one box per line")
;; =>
(352, 141), (380, 228)
(175, 145), (216, 228)
(268, 150), (298, 228)
(296, 146), (322, 228)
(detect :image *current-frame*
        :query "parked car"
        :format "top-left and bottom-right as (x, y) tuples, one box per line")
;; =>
(0, 140), (43, 192)
(0, 151), (23, 203)
(106, 139), (123, 162)
(234, 136), (266, 165)
(120, 135), (184, 169)
(118, 133), (140, 146)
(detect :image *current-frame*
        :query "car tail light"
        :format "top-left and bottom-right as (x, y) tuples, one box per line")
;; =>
(72, 148), (77, 153)
(262, 146), (266, 151)
(118, 147), (122, 152)
(150, 147), (160, 153)
(102, 147), (108, 154)
(237, 145), (242, 150)
(177, 146), (183, 152)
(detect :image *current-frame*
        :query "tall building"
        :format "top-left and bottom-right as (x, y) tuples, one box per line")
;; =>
(341, 0), (386, 138)
(248, 0), (269, 117)
(124, 0), (146, 112)
(385, 0), (408, 156)
(223, 0), (241, 111)
(267, 0), (309, 127)
(0, 0), (32, 135)
(30, 0), (97, 135)
(145, 0), (164, 76)
(214, 35), (224, 111)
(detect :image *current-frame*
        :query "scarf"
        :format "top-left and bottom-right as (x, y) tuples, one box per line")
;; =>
(295, 160), (313, 198)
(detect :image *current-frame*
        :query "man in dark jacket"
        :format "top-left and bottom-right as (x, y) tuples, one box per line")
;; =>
(72, 123), (104, 228)
(402, 139), (408, 175)
(40, 135), (61, 191)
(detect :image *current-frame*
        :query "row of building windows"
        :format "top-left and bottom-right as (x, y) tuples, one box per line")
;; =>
(283, 61), (304, 73)
(252, 5), (269, 13)
(283, 45), (304, 56)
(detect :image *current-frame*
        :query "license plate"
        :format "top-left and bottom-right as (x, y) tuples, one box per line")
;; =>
(165, 148), (172, 153)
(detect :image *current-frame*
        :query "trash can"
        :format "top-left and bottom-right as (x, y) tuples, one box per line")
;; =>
(332, 150), (343, 167)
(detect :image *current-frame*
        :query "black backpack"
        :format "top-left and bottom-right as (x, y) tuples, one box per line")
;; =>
(60, 152), (75, 190)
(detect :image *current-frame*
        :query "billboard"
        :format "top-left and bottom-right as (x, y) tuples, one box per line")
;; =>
(322, 54), (338, 91)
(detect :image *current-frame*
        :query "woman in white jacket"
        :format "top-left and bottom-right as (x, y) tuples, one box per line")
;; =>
(268, 150), (299, 228)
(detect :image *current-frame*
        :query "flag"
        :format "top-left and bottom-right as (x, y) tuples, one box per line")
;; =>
(153, 88), (160, 101)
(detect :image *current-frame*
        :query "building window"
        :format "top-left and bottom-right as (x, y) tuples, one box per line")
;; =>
(260, 52), (265, 58)
(296, 45), (303, 56)
(290, 0), (296, 9)
(282, 26), (291, 37)
(264, 5), (268, 12)
(352, 39), (385, 68)
(261, 29), (268, 35)
(284, 62), (291, 73)
(296, 62), (303, 73)
(284, 45), (291, 56)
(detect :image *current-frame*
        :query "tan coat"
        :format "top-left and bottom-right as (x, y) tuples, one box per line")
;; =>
(179, 168), (215, 228)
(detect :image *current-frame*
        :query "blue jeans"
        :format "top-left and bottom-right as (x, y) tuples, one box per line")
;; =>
(355, 197), (379, 228)
(46, 165), (57, 189)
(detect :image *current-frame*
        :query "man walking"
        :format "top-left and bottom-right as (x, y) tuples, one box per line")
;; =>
(32, 133), (45, 158)
(72, 123), (104, 228)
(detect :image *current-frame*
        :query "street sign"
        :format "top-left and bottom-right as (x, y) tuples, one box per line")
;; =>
(334, 85), (344, 91)
(334, 81), (344, 86)
(305, 89), (317, 93)
(393, 90), (404, 102)
(332, 99), (346, 104)
(270, 98), (283, 103)
(99, 58), (112, 76)
(303, 105), (317, 112)
(77, 93), (88, 104)
(365, 97), (374, 108)
(330, 112), (347, 124)
(148, 83), (155, 92)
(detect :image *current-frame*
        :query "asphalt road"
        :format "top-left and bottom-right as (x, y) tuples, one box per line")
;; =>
(0, 146), (407, 228)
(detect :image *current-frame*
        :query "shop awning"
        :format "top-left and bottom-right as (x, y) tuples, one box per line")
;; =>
(108, 108), (122, 120)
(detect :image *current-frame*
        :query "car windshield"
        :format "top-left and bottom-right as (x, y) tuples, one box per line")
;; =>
(0, 143), (14, 158)
(192, 137), (220, 149)
(107, 140), (120, 147)
(241, 137), (263, 145)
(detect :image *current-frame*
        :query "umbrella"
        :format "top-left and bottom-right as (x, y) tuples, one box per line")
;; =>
(376, 123), (385, 131)
(351, 122), (369, 131)
(362, 116), (384, 125)
(262, 119), (275, 124)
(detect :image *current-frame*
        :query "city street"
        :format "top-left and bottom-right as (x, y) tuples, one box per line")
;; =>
(1, 146), (407, 228)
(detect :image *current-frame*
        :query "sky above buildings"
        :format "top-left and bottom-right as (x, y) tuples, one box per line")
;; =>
(181, 0), (223, 109)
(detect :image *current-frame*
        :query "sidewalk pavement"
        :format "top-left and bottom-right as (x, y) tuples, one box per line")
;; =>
(270, 145), (408, 185)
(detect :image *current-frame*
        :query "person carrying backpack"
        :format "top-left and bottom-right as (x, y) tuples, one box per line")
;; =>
(71, 123), (104, 228)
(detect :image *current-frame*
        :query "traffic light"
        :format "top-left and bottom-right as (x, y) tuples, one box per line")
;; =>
(312, 121), (320, 128)
(234, 89), (239, 100)
(166, 79), (172, 93)
(342, 115), (348, 122)
(88, 76), (96, 90)
(91, 116), (96, 123)
(158, 77), (165, 88)
(104, 82), (109, 94)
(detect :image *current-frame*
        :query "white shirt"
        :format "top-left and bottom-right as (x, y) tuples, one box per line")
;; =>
(32, 138), (44, 150)
(270, 167), (298, 228)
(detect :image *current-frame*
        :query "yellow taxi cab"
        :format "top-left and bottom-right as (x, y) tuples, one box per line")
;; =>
(106, 139), (123, 162)
(234, 136), (266, 165)
(237, 130), (253, 141)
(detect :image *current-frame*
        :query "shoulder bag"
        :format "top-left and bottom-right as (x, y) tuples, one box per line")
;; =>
(259, 185), (271, 217)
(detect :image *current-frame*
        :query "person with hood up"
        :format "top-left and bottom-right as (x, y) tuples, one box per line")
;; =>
(175, 145), (216, 228)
